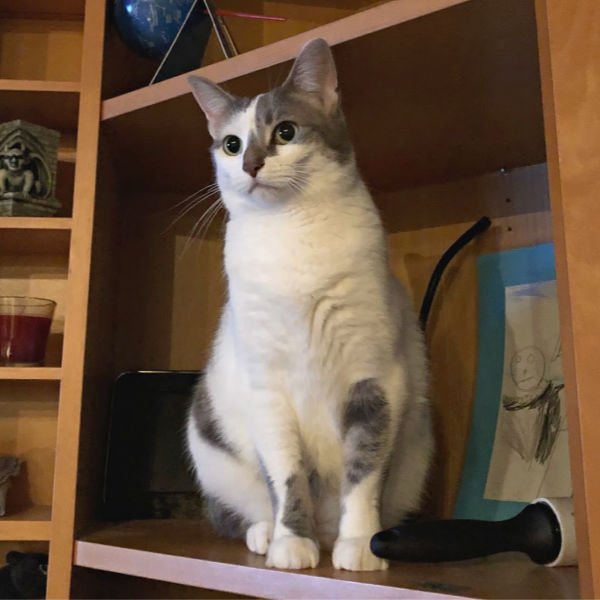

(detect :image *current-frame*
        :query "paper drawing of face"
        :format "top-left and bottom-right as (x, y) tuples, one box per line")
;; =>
(510, 346), (545, 392)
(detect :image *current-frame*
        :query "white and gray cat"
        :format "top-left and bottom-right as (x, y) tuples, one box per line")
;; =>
(186, 38), (433, 571)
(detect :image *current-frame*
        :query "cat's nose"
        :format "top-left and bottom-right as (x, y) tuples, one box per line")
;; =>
(243, 158), (265, 178)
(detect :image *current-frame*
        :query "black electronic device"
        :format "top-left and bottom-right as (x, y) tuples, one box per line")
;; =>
(103, 370), (203, 520)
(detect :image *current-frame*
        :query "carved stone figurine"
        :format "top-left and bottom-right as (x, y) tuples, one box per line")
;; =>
(0, 457), (21, 517)
(0, 120), (60, 216)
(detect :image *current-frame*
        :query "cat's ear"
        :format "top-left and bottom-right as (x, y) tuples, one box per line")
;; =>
(188, 75), (236, 138)
(284, 38), (339, 113)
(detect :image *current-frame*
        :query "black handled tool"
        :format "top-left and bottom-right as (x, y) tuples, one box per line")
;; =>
(371, 501), (564, 565)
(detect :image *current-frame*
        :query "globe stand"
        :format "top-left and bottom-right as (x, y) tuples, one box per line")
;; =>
(151, 0), (237, 85)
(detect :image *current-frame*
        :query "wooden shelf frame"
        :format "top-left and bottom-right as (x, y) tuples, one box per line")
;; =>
(0, 506), (52, 541)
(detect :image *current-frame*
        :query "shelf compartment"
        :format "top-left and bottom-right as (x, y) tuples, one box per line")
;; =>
(102, 0), (469, 121)
(0, 252), (67, 367)
(0, 368), (61, 381)
(0, 505), (51, 541)
(100, 0), (545, 194)
(75, 520), (579, 599)
(0, 17), (83, 82)
(0, 387), (58, 514)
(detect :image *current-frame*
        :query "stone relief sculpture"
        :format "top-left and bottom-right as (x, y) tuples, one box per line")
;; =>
(0, 120), (61, 216)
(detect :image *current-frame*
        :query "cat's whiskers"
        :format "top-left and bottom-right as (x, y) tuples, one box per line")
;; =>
(195, 199), (224, 243)
(163, 187), (220, 234)
(178, 196), (224, 259)
(164, 182), (220, 214)
(288, 172), (310, 196)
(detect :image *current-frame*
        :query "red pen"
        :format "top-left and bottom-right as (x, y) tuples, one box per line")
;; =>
(205, 9), (286, 22)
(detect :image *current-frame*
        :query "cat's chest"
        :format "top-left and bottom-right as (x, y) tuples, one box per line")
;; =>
(225, 214), (356, 298)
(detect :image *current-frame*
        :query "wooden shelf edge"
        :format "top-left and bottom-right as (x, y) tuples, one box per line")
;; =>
(0, 506), (52, 541)
(0, 217), (72, 230)
(58, 133), (77, 163)
(0, 80), (80, 93)
(74, 541), (455, 600)
(101, 0), (469, 121)
(0, 367), (62, 381)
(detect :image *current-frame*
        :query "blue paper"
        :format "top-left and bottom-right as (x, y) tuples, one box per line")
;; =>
(453, 243), (556, 520)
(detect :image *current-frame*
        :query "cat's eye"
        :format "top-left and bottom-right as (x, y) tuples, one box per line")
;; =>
(223, 135), (242, 156)
(273, 121), (297, 144)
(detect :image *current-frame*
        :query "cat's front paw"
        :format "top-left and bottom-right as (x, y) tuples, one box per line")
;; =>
(332, 537), (389, 571)
(246, 521), (273, 555)
(266, 535), (319, 569)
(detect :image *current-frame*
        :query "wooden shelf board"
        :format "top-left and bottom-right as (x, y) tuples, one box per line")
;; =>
(0, 506), (52, 541)
(0, 367), (61, 381)
(102, 0), (468, 121)
(0, 80), (79, 93)
(100, 0), (545, 193)
(0, 217), (72, 230)
(75, 520), (579, 599)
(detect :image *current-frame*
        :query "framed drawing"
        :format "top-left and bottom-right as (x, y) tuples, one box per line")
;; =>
(454, 243), (571, 520)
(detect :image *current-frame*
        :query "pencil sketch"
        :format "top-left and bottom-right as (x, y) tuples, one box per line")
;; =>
(484, 280), (571, 503)
(502, 345), (564, 464)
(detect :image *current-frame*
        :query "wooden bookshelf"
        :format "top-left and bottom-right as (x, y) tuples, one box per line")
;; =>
(61, 0), (599, 597)
(0, 0), (596, 597)
(0, 506), (52, 541)
(0, 0), (98, 596)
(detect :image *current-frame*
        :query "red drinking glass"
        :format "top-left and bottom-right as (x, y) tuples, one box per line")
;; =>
(0, 296), (56, 366)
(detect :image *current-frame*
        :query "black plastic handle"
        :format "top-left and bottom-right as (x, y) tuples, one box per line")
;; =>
(371, 503), (561, 565)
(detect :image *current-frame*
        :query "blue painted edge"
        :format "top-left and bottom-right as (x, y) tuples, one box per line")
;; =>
(453, 243), (556, 520)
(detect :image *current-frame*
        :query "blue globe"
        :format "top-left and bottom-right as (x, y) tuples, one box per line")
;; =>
(113, 0), (198, 59)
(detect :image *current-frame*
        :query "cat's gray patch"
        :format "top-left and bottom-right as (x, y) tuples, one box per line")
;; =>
(255, 88), (352, 164)
(308, 469), (320, 500)
(204, 495), (248, 539)
(190, 376), (234, 455)
(342, 378), (390, 486)
(243, 132), (269, 176)
(282, 474), (315, 539)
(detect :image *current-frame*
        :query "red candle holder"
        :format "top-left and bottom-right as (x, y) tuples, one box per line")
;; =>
(0, 296), (56, 366)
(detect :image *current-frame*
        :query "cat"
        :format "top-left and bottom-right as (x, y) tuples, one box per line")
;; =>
(186, 38), (433, 572)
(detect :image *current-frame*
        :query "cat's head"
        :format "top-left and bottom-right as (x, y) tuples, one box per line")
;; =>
(189, 39), (353, 213)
